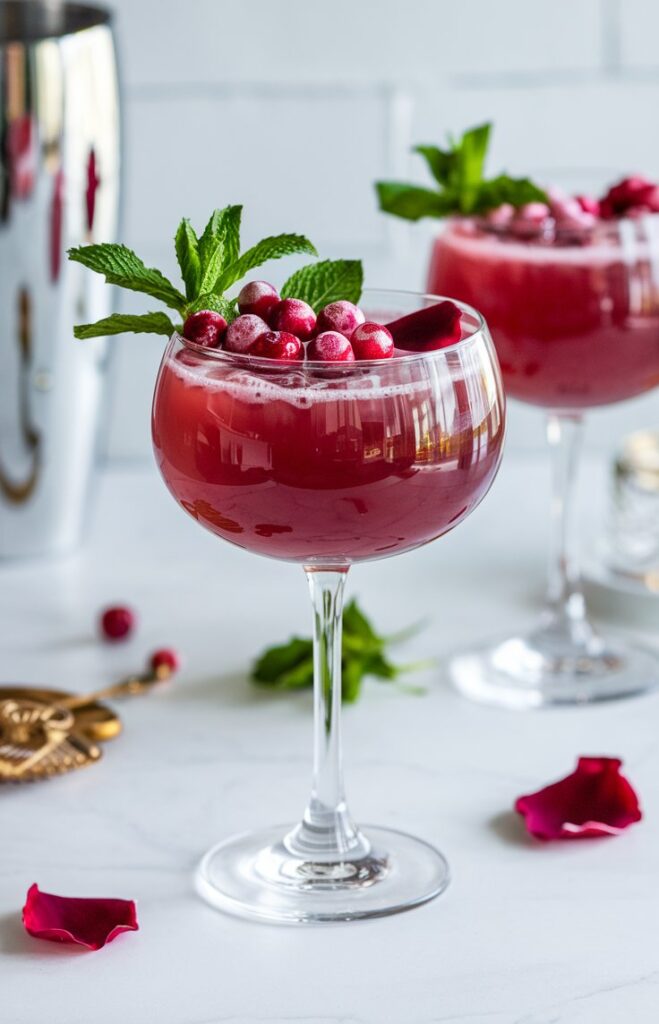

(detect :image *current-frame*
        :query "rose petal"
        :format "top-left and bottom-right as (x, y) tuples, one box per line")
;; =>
(22, 884), (138, 950)
(515, 756), (642, 841)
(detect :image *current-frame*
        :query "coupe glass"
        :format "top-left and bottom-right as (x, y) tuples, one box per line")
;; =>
(429, 215), (659, 708)
(152, 289), (505, 923)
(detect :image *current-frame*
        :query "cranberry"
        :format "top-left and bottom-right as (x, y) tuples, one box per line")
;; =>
(251, 330), (303, 361)
(308, 331), (355, 362)
(316, 300), (365, 338)
(224, 314), (269, 353)
(351, 322), (394, 360)
(271, 298), (316, 340)
(600, 176), (659, 219)
(237, 280), (280, 319)
(182, 310), (227, 348)
(150, 648), (180, 676)
(386, 300), (462, 352)
(576, 195), (600, 217)
(100, 605), (135, 642)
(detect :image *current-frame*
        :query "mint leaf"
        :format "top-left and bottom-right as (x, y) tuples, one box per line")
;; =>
(474, 174), (548, 213)
(377, 122), (547, 219)
(68, 243), (187, 313)
(251, 598), (423, 702)
(175, 219), (200, 300)
(413, 145), (455, 186)
(216, 234), (318, 293)
(281, 259), (363, 311)
(375, 182), (455, 221)
(73, 312), (177, 340)
(199, 205), (242, 277)
(186, 293), (238, 323)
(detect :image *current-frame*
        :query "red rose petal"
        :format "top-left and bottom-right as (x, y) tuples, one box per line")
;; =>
(515, 757), (642, 841)
(385, 300), (462, 352)
(22, 884), (138, 950)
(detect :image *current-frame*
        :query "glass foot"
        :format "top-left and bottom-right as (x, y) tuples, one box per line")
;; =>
(449, 622), (659, 709)
(195, 824), (449, 924)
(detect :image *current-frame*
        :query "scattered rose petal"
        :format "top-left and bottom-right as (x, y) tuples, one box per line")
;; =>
(23, 884), (138, 950)
(515, 757), (642, 841)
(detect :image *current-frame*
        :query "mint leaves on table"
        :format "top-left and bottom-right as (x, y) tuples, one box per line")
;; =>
(376, 122), (547, 221)
(281, 259), (363, 312)
(252, 599), (430, 703)
(68, 204), (322, 340)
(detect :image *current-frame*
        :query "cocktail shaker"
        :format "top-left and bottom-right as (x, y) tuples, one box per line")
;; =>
(0, 2), (119, 558)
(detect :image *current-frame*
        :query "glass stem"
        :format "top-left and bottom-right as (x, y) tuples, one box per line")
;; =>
(545, 413), (590, 632)
(284, 568), (370, 864)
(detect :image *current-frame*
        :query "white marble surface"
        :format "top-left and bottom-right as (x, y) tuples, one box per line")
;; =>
(2, 455), (659, 1024)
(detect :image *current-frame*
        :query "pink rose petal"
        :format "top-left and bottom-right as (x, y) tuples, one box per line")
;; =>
(22, 884), (138, 950)
(515, 756), (642, 841)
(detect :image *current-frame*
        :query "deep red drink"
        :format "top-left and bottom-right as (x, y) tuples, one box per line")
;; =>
(152, 331), (504, 565)
(429, 219), (659, 408)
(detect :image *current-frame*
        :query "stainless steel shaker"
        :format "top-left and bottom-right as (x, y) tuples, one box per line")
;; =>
(0, 2), (119, 558)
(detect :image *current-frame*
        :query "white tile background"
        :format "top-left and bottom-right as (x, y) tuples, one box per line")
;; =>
(102, 0), (659, 460)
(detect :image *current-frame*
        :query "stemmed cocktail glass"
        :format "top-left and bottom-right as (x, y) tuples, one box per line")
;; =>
(430, 215), (659, 708)
(152, 289), (505, 922)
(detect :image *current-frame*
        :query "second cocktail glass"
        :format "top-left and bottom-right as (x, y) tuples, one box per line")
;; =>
(430, 215), (659, 708)
(152, 289), (505, 923)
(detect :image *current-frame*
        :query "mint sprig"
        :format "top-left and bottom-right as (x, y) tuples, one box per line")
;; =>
(252, 599), (429, 703)
(68, 205), (320, 340)
(281, 259), (363, 312)
(376, 122), (547, 221)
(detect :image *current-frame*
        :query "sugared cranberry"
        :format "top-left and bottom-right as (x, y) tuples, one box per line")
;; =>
(316, 300), (365, 338)
(224, 314), (269, 353)
(251, 330), (303, 361)
(237, 280), (280, 319)
(182, 310), (227, 348)
(100, 605), (135, 642)
(546, 187), (596, 230)
(485, 203), (515, 227)
(600, 175), (659, 219)
(150, 648), (180, 676)
(308, 331), (355, 362)
(351, 322), (394, 360)
(386, 300), (462, 352)
(271, 298), (316, 340)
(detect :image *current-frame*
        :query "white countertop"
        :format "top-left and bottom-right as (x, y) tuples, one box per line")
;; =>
(2, 455), (659, 1024)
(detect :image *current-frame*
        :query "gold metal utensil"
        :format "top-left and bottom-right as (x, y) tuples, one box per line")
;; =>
(0, 664), (173, 784)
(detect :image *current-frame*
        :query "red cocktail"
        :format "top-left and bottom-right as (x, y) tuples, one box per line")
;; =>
(153, 315), (503, 566)
(151, 288), (505, 924)
(429, 218), (659, 409)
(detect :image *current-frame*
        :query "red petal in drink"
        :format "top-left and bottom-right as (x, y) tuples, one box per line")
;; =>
(385, 301), (462, 351)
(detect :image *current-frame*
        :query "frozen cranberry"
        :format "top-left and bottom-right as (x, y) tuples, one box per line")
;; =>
(351, 322), (394, 360)
(308, 331), (355, 362)
(386, 300), (462, 352)
(546, 187), (596, 230)
(316, 300), (365, 338)
(576, 195), (600, 217)
(251, 330), (303, 361)
(100, 606), (135, 642)
(600, 176), (659, 218)
(182, 310), (227, 348)
(150, 648), (180, 676)
(224, 314), (269, 353)
(271, 298), (316, 340)
(237, 280), (280, 319)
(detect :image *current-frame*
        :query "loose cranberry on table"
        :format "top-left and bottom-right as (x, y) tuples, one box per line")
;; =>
(351, 322), (394, 360)
(386, 300), (462, 352)
(308, 330), (355, 362)
(182, 309), (227, 348)
(270, 298), (316, 340)
(224, 314), (269, 353)
(316, 300), (365, 338)
(237, 280), (280, 319)
(251, 330), (303, 361)
(150, 647), (181, 676)
(99, 605), (135, 642)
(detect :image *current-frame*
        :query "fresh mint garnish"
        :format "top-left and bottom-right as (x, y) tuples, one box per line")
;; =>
(376, 122), (547, 221)
(281, 259), (363, 312)
(68, 205), (319, 340)
(74, 312), (177, 340)
(252, 598), (430, 703)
